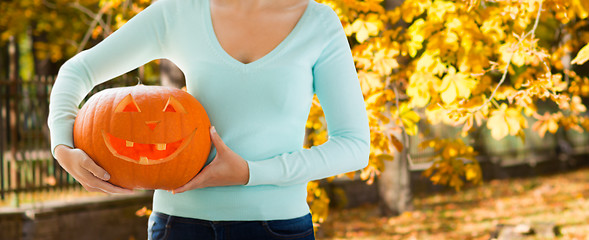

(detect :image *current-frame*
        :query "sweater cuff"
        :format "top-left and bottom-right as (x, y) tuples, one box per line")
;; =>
(245, 158), (284, 186)
(49, 122), (75, 158)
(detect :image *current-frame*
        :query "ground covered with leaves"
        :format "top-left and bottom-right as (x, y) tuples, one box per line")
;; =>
(318, 167), (589, 239)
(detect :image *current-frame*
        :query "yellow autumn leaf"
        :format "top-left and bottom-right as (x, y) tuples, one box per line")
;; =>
(350, 14), (381, 43)
(494, 86), (517, 102)
(135, 206), (152, 217)
(398, 103), (420, 136)
(571, 96), (587, 113)
(439, 69), (477, 104)
(498, 36), (528, 67)
(442, 145), (458, 160)
(425, 105), (451, 125)
(358, 71), (383, 95)
(572, 43), (589, 65)
(450, 175), (464, 191)
(440, 80), (458, 104)
(387, 133), (404, 152)
(427, 0), (457, 23)
(430, 172), (444, 184)
(572, 0), (589, 19)
(407, 72), (437, 108)
(365, 91), (385, 106)
(487, 104), (523, 140)
(465, 163), (482, 184)
(532, 112), (561, 138)
(406, 19), (426, 57)
(480, 14), (506, 43)
(115, 14), (127, 29)
(444, 30), (460, 49)
(458, 45), (490, 73)
(373, 49), (399, 76)
(545, 118), (559, 136)
(400, 0), (430, 23)
(91, 25), (103, 39)
(416, 51), (446, 76)
(465, 166), (477, 181)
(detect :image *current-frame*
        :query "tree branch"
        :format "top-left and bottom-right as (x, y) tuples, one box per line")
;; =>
(471, 0), (544, 113)
(390, 76), (412, 166)
(70, 2), (112, 53)
(69, 2), (111, 34)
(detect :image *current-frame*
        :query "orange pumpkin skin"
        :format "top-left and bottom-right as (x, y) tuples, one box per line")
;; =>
(73, 85), (211, 190)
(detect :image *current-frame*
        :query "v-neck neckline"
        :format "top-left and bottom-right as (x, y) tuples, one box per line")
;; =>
(204, 0), (313, 70)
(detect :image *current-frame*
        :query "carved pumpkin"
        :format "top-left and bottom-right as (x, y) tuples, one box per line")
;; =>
(73, 84), (211, 190)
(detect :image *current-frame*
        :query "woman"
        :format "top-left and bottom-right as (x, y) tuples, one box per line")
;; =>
(48, 0), (370, 239)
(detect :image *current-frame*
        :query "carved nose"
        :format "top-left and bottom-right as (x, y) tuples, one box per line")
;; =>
(145, 121), (160, 130)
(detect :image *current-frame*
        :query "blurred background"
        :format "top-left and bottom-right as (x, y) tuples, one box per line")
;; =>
(1, 0), (589, 239)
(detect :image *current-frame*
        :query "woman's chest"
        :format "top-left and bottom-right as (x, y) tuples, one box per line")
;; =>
(209, 1), (308, 64)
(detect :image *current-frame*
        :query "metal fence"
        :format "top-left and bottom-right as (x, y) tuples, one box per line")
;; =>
(0, 75), (142, 201)
(407, 107), (589, 171)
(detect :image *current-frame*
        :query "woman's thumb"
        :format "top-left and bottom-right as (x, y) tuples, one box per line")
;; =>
(210, 126), (227, 152)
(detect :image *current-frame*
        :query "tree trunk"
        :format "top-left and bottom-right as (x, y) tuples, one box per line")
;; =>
(377, 0), (413, 216)
(159, 59), (185, 88)
(8, 35), (21, 203)
(0, 44), (7, 78)
(8, 36), (19, 157)
(378, 130), (413, 216)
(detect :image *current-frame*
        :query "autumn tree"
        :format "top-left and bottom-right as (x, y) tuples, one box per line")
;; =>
(0, 0), (154, 77)
(303, 0), (589, 221)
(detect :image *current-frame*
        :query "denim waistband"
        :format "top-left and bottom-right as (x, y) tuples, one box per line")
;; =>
(151, 211), (311, 226)
(152, 211), (229, 226)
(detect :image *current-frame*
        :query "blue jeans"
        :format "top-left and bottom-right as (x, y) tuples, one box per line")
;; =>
(148, 212), (315, 240)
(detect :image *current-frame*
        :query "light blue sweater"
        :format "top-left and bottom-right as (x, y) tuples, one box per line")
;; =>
(48, 0), (370, 221)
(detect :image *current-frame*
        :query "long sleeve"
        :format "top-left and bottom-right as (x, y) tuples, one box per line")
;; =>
(48, 0), (175, 156)
(245, 9), (370, 187)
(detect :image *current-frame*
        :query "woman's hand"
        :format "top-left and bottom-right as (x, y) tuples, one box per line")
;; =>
(173, 126), (250, 193)
(54, 145), (134, 194)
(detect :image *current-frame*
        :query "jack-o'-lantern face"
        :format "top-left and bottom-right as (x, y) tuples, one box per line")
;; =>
(102, 94), (196, 165)
(73, 85), (211, 190)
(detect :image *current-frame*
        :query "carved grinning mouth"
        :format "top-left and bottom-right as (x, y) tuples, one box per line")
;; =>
(102, 129), (196, 165)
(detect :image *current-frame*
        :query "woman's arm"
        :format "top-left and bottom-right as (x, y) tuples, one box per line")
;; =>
(48, 0), (177, 192)
(245, 9), (370, 187)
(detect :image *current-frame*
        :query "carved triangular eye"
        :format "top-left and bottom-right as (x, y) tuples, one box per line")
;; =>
(115, 94), (141, 113)
(163, 103), (176, 112)
(163, 96), (187, 113)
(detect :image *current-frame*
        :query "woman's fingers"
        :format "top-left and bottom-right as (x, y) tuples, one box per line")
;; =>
(76, 149), (111, 181)
(80, 180), (133, 194)
(173, 161), (214, 193)
(173, 176), (198, 194)
(74, 150), (133, 193)
(76, 167), (134, 194)
(98, 184), (135, 194)
(55, 146), (133, 194)
(170, 126), (249, 193)
(173, 177), (199, 194)
(81, 183), (106, 193)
